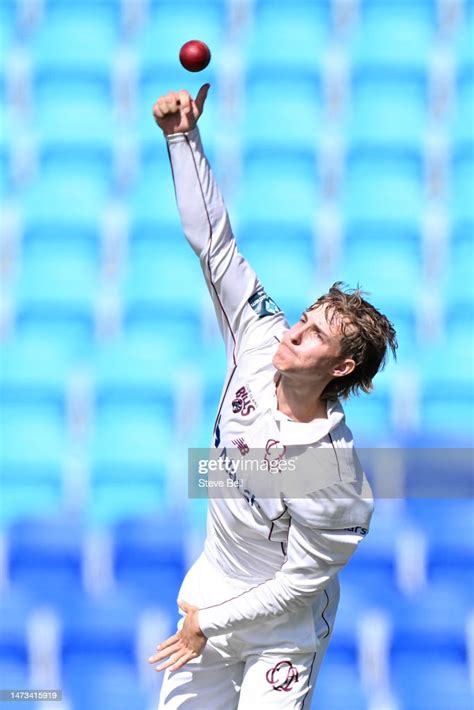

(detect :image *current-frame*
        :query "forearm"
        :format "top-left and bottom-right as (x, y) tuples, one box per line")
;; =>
(198, 527), (364, 638)
(165, 127), (233, 260)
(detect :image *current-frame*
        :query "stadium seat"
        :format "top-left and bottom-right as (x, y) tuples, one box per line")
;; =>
(405, 499), (474, 579)
(450, 143), (474, 226)
(124, 222), (206, 309)
(453, 63), (474, 147)
(389, 580), (471, 659)
(237, 218), (317, 315)
(21, 169), (111, 225)
(443, 225), (474, 311)
(235, 166), (320, 228)
(122, 304), (202, 367)
(0, 586), (31, 684)
(127, 156), (183, 228)
(341, 145), (425, 223)
(61, 588), (145, 705)
(342, 386), (396, 446)
(312, 658), (368, 710)
(13, 303), (95, 365)
(30, 1), (121, 73)
(0, 390), (66, 467)
(245, 1), (331, 69)
(242, 67), (323, 152)
(63, 660), (149, 710)
(8, 514), (85, 608)
(351, 0), (436, 70)
(392, 655), (473, 710)
(113, 513), (185, 610)
(0, 0), (16, 54)
(88, 390), (174, 523)
(33, 66), (117, 146)
(348, 67), (428, 147)
(13, 221), (101, 311)
(419, 381), (474, 445)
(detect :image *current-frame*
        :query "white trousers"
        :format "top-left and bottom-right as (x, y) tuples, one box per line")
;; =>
(158, 554), (338, 709)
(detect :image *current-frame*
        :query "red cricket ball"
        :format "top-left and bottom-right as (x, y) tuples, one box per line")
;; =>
(179, 40), (211, 72)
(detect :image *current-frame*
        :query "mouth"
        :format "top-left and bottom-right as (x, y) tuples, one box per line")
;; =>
(279, 341), (294, 355)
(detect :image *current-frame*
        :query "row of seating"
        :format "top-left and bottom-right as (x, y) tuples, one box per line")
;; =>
(2, 0), (470, 55)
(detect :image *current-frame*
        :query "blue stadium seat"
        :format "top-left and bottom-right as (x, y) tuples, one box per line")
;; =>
(8, 514), (85, 607)
(124, 223), (206, 309)
(392, 656), (473, 710)
(242, 67), (322, 152)
(245, 1), (331, 69)
(0, 463), (64, 526)
(61, 589), (144, 692)
(13, 222), (101, 311)
(88, 391), (174, 523)
(453, 63), (474, 147)
(420, 381), (474, 445)
(405, 499), (474, 579)
(443, 224), (474, 311)
(342, 145), (425, 223)
(451, 143), (474, 226)
(342, 385), (396, 446)
(33, 66), (116, 146)
(93, 337), (182, 392)
(348, 67), (428, 147)
(63, 661), (149, 710)
(127, 156), (182, 228)
(235, 165), (320, 228)
(0, 0), (16, 54)
(122, 304), (202, 367)
(237, 218), (317, 315)
(0, 587), (31, 684)
(30, 1), (120, 72)
(114, 514), (185, 610)
(351, 0), (436, 70)
(457, 0), (474, 67)
(21, 169), (111, 224)
(0, 334), (73, 391)
(13, 304), (95, 365)
(417, 297), (473, 391)
(311, 658), (367, 710)
(0, 390), (66, 466)
(390, 580), (471, 659)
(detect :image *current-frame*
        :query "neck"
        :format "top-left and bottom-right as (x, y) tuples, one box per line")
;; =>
(276, 374), (329, 423)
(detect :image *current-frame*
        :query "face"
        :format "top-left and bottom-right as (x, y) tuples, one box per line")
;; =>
(272, 305), (355, 381)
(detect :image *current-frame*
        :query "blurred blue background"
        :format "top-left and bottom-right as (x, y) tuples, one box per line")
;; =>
(0, 0), (473, 708)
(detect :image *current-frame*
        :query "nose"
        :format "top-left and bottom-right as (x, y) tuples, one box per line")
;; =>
(288, 322), (303, 345)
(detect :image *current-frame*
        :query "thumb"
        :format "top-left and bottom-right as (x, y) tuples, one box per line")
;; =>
(194, 83), (210, 115)
(178, 599), (191, 613)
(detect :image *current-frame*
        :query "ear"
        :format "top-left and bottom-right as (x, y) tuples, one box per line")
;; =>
(330, 358), (356, 378)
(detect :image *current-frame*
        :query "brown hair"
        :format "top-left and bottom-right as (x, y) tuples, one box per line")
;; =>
(308, 282), (398, 401)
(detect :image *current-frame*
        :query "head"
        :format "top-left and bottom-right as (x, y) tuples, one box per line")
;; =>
(272, 282), (398, 400)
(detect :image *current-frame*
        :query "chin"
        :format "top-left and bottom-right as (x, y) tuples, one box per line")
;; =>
(272, 350), (292, 372)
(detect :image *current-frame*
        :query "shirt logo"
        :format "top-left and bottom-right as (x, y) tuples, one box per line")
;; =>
(248, 287), (282, 318)
(264, 439), (286, 472)
(266, 660), (299, 691)
(232, 437), (250, 456)
(231, 385), (256, 417)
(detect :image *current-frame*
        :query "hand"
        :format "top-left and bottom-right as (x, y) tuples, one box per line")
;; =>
(152, 84), (210, 136)
(148, 600), (208, 672)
